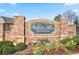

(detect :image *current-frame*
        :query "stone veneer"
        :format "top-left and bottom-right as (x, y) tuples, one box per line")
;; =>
(0, 16), (76, 44)
(25, 18), (76, 44)
(8, 16), (25, 44)
(0, 24), (3, 41)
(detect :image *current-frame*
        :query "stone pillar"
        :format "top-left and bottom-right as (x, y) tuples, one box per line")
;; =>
(10, 16), (25, 44)
(60, 19), (68, 40)
(68, 25), (76, 38)
(0, 23), (3, 41)
(54, 20), (61, 42)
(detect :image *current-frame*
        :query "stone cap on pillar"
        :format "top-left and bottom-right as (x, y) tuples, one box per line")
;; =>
(13, 16), (26, 20)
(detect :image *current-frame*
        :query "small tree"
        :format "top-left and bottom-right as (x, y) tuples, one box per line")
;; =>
(54, 14), (62, 21)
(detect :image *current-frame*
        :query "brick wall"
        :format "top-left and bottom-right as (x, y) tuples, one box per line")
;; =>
(25, 19), (76, 43)
(0, 17), (4, 41)
(68, 25), (76, 38)
(9, 16), (25, 44)
(25, 19), (63, 43)
(0, 23), (3, 41)
(0, 16), (76, 44)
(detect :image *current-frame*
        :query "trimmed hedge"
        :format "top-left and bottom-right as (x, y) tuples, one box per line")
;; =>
(15, 43), (27, 51)
(0, 41), (13, 48)
(2, 46), (15, 55)
(0, 42), (14, 53)
(0, 41), (14, 54)
(0, 41), (28, 55)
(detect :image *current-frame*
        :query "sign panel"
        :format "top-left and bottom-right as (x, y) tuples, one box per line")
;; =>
(31, 23), (54, 34)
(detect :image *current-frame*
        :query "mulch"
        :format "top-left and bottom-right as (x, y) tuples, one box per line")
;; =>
(13, 45), (79, 55)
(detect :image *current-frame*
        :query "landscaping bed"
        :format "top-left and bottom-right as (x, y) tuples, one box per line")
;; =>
(1, 36), (79, 55)
(31, 36), (79, 55)
(0, 41), (27, 55)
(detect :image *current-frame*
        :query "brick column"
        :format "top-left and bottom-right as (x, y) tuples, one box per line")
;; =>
(10, 16), (25, 44)
(0, 23), (3, 41)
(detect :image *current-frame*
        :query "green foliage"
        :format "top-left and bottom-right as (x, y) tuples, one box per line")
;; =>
(2, 46), (15, 55)
(54, 14), (62, 21)
(54, 42), (61, 49)
(0, 42), (14, 53)
(0, 41), (28, 55)
(0, 41), (13, 48)
(0, 41), (14, 54)
(73, 36), (79, 45)
(45, 43), (52, 52)
(0, 49), (1, 54)
(60, 38), (71, 44)
(15, 43), (27, 51)
(66, 40), (77, 50)
(33, 41), (52, 54)
(34, 48), (42, 55)
(60, 37), (79, 50)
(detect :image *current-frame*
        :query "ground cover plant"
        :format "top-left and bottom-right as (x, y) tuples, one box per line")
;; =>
(32, 36), (79, 55)
(0, 41), (27, 55)
(0, 36), (79, 55)
(33, 40), (53, 55)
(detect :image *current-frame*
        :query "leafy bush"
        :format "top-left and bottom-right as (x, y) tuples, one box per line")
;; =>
(2, 46), (15, 55)
(73, 36), (79, 45)
(0, 41), (28, 55)
(45, 43), (52, 52)
(0, 41), (14, 54)
(34, 48), (42, 55)
(0, 41), (13, 48)
(0, 49), (1, 54)
(60, 38), (71, 44)
(15, 43), (27, 51)
(33, 41), (52, 55)
(66, 40), (77, 50)
(0, 42), (14, 53)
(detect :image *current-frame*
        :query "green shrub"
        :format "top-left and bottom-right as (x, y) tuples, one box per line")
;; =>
(34, 42), (52, 54)
(45, 43), (52, 52)
(34, 48), (42, 55)
(54, 42), (61, 49)
(60, 38), (71, 44)
(2, 46), (15, 55)
(66, 40), (77, 50)
(0, 50), (1, 55)
(0, 41), (14, 54)
(15, 43), (27, 51)
(0, 41), (13, 48)
(0, 43), (14, 53)
(73, 36), (79, 45)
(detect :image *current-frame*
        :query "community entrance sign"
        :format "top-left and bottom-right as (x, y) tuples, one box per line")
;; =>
(31, 23), (54, 34)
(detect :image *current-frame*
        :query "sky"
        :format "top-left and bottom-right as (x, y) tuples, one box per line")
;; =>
(0, 3), (79, 20)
